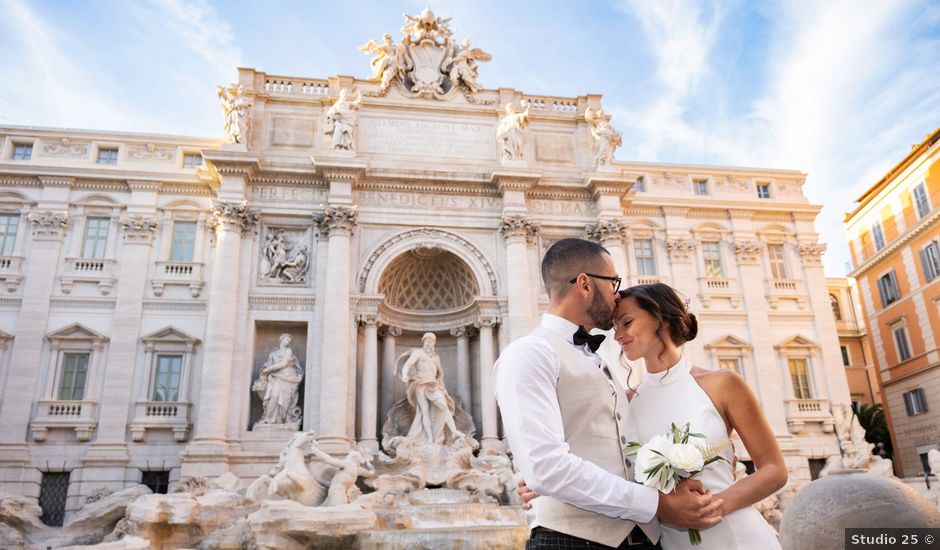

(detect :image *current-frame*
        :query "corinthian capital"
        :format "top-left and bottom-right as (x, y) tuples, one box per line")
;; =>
(585, 219), (628, 244)
(798, 242), (826, 267)
(498, 213), (540, 241)
(665, 237), (696, 262)
(27, 210), (69, 241)
(208, 200), (259, 234)
(120, 215), (158, 243)
(732, 240), (762, 265)
(318, 205), (358, 237)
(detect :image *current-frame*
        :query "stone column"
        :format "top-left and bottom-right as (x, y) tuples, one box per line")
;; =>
(187, 202), (257, 470)
(317, 205), (358, 451)
(498, 214), (540, 343)
(82, 214), (157, 473)
(358, 313), (379, 453)
(380, 325), (401, 424)
(476, 315), (499, 450)
(450, 326), (474, 411)
(0, 210), (68, 487)
(587, 219), (628, 279)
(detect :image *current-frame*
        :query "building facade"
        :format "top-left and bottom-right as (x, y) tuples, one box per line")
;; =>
(845, 127), (940, 477)
(827, 278), (879, 408)
(0, 11), (850, 520)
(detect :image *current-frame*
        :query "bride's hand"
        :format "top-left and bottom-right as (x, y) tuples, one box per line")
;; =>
(517, 478), (540, 510)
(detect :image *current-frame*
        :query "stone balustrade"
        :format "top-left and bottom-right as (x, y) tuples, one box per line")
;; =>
(129, 400), (192, 442)
(784, 398), (835, 434)
(152, 261), (206, 297)
(60, 257), (117, 295)
(0, 255), (24, 291)
(30, 399), (98, 442)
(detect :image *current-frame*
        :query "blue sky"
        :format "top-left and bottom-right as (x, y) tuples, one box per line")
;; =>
(2, 0), (940, 276)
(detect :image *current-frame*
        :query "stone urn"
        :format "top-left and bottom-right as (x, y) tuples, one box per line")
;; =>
(780, 470), (940, 550)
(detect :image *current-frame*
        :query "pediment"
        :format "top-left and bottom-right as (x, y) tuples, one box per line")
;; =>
(775, 334), (818, 350)
(704, 334), (750, 349)
(46, 323), (108, 342)
(142, 326), (200, 344)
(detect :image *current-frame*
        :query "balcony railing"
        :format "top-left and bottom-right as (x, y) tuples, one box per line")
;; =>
(634, 275), (664, 286)
(263, 77), (330, 97)
(0, 256), (24, 292)
(697, 277), (742, 308)
(129, 400), (192, 442)
(60, 258), (117, 295)
(766, 278), (807, 309)
(152, 261), (206, 297)
(522, 95), (579, 116)
(31, 399), (98, 441)
(784, 398), (834, 434)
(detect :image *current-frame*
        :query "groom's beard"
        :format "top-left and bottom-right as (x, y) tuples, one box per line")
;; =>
(586, 289), (614, 330)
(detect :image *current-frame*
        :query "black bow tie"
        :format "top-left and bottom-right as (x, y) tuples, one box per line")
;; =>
(573, 325), (606, 353)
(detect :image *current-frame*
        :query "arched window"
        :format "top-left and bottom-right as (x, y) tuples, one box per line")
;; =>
(830, 294), (842, 321)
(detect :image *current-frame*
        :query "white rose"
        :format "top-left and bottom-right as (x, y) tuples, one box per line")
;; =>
(666, 443), (704, 473)
(634, 435), (673, 487)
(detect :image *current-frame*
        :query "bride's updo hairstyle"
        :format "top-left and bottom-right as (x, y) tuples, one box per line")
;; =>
(618, 283), (698, 348)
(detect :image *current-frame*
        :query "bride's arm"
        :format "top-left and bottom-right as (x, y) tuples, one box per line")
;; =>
(708, 372), (788, 515)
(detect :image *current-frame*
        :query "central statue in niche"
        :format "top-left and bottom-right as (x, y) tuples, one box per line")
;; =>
(400, 333), (464, 444)
(381, 332), (477, 485)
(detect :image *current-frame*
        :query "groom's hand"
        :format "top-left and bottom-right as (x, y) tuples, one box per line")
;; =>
(656, 479), (723, 529)
(517, 478), (540, 510)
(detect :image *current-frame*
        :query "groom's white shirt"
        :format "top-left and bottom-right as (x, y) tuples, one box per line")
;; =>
(494, 314), (659, 531)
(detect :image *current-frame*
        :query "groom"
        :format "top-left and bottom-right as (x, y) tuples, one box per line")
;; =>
(494, 238), (723, 549)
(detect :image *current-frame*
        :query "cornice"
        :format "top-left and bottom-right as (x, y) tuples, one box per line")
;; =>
(38, 175), (74, 188)
(849, 208), (940, 276)
(0, 175), (41, 187)
(491, 171), (540, 193)
(126, 180), (161, 192)
(356, 180), (499, 197)
(250, 173), (325, 187)
(687, 208), (728, 220)
(202, 150), (262, 178)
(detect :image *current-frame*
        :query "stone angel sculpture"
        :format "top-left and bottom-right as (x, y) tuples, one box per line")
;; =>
(217, 84), (251, 144)
(585, 106), (622, 169)
(323, 88), (363, 151)
(496, 101), (530, 161)
(359, 33), (412, 92)
(308, 445), (375, 506)
(445, 39), (491, 93)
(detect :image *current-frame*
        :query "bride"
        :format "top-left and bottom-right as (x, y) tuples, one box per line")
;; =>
(614, 283), (785, 548)
(519, 282), (787, 548)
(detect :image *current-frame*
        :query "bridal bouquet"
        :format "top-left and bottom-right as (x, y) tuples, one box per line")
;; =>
(624, 422), (729, 546)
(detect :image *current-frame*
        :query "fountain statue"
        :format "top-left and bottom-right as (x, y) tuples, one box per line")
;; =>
(251, 334), (303, 428)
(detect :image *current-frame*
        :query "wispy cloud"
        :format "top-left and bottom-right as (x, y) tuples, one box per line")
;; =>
(143, 0), (241, 70)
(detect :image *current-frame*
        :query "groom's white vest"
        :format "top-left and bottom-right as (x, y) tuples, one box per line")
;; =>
(526, 326), (660, 547)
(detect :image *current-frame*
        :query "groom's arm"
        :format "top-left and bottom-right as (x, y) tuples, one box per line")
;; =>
(494, 336), (659, 523)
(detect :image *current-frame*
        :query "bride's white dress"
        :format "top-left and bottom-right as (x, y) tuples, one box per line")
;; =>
(630, 356), (781, 549)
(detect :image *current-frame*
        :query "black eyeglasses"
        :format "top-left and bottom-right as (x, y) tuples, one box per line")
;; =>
(569, 273), (622, 293)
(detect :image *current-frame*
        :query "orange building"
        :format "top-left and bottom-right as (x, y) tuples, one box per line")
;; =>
(844, 127), (940, 477)
(827, 278), (879, 408)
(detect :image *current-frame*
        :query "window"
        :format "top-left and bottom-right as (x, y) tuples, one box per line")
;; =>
(876, 270), (901, 307)
(141, 470), (170, 494)
(903, 388), (927, 416)
(871, 222), (886, 251)
(57, 352), (89, 400)
(183, 153), (203, 168)
(12, 144), (32, 161)
(920, 240), (940, 282)
(830, 294), (842, 320)
(81, 217), (110, 259)
(757, 183), (771, 199)
(634, 239), (656, 276)
(808, 458), (827, 481)
(892, 325), (912, 362)
(702, 241), (723, 277)
(0, 213), (19, 256)
(694, 180), (709, 196)
(841, 346), (850, 366)
(718, 357), (741, 375)
(912, 183), (931, 219)
(96, 148), (118, 165)
(152, 354), (182, 401)
(170, 221), (197, 262)
(39, 472), (70, 527)
(789, 358), (811, 399)
(767, 244), (787, 279)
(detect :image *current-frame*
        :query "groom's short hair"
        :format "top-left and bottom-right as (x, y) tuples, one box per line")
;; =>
(541, 238), (610, 300)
